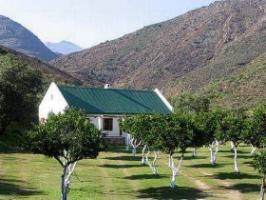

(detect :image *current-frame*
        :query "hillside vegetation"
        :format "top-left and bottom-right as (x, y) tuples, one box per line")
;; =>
(52, 0), (266, 102)
(0, 45), (82, 85)
(200, 53), (266, 109)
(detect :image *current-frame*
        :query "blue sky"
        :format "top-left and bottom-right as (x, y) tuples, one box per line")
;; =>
(0, 0), (216, 48)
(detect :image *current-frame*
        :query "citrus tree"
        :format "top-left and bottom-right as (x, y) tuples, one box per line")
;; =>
(27, 109), (102, 200)
(158, 111), (193, 188)
(254, 150), (266, 200)
(121, 115), (161, 174)
(245, 104), (266, 155)
(216, 110), (248, 172)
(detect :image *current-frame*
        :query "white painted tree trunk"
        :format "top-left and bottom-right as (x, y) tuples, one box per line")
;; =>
(151, 151), (159, 175)
(61, 162), (77, 200)
(232, 145), (239, 173)
(126, 134), (131, 151)
(209, 141), (219, 165)
(230, 141), (234, 151)
(145, 149), (149, 164)
(213, 140), (219, 163)
(130, 138), (141, 156)
(141, 145), (147, 164)
(168, 155), (172, 168)
(170, 154), (184, 188)
(250, 144), (257, 155)
(260, 175), (265, 200)
(209, 146), (214, 165)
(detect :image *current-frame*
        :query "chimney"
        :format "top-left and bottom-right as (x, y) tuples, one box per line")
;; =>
(104, 84), (111, 89)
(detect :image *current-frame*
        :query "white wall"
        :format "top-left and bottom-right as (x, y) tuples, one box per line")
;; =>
(39, 82), (69, 120)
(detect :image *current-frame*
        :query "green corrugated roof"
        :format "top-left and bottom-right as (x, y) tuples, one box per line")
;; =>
(57, 84), (171, 115)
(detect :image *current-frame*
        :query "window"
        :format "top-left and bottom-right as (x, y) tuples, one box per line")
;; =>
(103, 118), (113, 131)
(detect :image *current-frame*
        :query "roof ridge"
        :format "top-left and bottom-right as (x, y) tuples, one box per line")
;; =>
(57, 83), (155, 93)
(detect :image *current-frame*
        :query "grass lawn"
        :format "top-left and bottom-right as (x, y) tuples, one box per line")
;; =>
(0, 144), (262, 200)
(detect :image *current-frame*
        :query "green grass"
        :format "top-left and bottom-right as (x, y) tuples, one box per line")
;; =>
(0, 144), (262, 200)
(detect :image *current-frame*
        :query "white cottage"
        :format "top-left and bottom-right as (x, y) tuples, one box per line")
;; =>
(39, 82), (173, 143)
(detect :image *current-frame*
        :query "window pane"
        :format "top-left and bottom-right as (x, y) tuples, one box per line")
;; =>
(103, 118), (113, 131)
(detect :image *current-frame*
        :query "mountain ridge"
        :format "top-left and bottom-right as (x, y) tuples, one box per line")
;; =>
(0, 15), (58, 61)
(46, 41), (82, 55)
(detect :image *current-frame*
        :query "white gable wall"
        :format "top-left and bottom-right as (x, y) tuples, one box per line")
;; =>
(39, 82), (69, 120)
(154, 88), (173, 112)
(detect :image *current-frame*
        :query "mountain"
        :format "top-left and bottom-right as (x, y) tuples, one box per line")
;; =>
(52, 0), (266, 101)
(0, 15), (58, 61)
(0, 45), (81, 85)
(46, 41), (82, 55)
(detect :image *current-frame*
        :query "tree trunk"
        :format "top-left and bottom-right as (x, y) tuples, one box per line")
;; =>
(233, 145), (239, 173)
(230, 141), (234, 151)
(125, 134), (131, 151)
(61, 166), (69, 200)
(168, 154), (172, 168)
(141, 145), (147, 164)
(145, 149), (150, 164)
(209, 142), (216, 165)
(152, 151), (159, 175)
(250, 145), (257, 155)
(170, 153), (184, 188)
(61, 162), (77, 200)
(213, 140), (219, 163)
(130, 138), (141, 157)
(260, 175), (265, 200)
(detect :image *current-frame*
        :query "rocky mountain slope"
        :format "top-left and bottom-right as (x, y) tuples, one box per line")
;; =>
(0, 45), (81, 85)
(0, 15), (58, 61)
(46, 41), (82, 55)
(52, 0), (266, 97)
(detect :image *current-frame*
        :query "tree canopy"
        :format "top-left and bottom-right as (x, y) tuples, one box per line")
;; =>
(0, 57), (43, 135)
(27, 109), (103, 200)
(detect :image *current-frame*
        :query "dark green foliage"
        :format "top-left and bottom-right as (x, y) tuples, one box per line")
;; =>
(216, 110), (249, 146)
(121, 114), (161, 149)
(158, 112), (194, 154)
(254, 150), (266, 175)
(171, 93), (210, 113)
(0, 57), (43, 135)
(247, 103), (266, 148)
(27, 109), (102, 162)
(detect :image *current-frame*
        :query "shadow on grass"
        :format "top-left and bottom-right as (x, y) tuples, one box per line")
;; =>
(103, 146), (128, 153)
(99, 164), (143, 169)
(221, 183), (260, 193)
(243, 160), (255, 167)
(218, 149), (248, 154)
(188, 163), (226, 168)
(103, 155), (141, 161)
(0, 178), (44, 196)
(213, 172), (260, 180)
(137, 186), (208, 199)
(125, 174), (167, 180)
(183, 156), (207, 160)
(224, 154), (251, 159)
